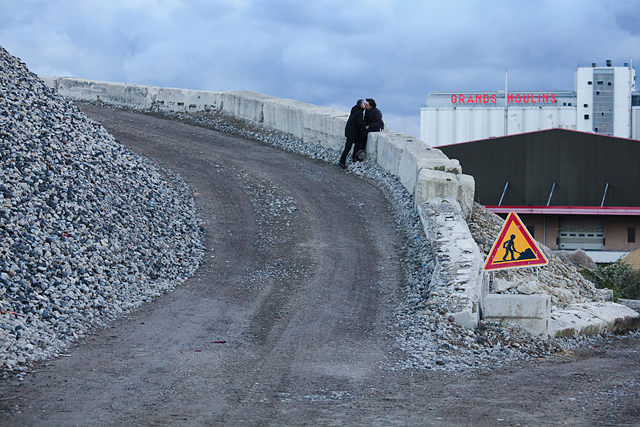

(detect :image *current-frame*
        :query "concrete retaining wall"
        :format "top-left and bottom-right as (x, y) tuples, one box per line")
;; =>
(40, 76), (486, 328)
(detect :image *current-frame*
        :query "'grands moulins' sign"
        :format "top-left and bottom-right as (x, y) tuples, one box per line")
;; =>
(450, 93), (557, 104)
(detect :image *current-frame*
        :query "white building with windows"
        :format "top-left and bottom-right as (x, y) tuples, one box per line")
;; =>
(420, 60), (640, 147)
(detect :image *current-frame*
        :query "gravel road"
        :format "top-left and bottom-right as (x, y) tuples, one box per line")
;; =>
(1, 105), (639, 426)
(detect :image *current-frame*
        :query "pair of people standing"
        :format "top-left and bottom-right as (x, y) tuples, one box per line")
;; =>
(339, 98), (384, 169)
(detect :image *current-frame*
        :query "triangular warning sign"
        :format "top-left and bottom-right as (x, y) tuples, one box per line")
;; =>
(484, 212), (548, 271)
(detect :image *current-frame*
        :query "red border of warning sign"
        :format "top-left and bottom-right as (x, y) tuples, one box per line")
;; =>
(484, 211), (548, 271)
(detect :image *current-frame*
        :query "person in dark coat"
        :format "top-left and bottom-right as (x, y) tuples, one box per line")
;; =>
(354, 98), (384, 161)
(339, 99), (367, 168)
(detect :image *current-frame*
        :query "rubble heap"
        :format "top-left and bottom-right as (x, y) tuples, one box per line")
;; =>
(0, 46), (203, 372)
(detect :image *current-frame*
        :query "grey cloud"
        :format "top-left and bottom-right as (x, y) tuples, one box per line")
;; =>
(1, 0), (640, 137)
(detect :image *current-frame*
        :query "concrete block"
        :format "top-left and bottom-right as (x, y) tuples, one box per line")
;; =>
(302, 108), (348, 151)
(452, 306), (480, 329)
(262, 98), (307, 139)
(364, 131), (381, 162)
(38, 75), (56, 89)
(455, 174), (475, 219)
(260, 97), (346, 150)
(397, 141), (420, 194)
(48, 77), (155, 109)
(484, 294), (551, 319)
(41, 76), (224, 114)
(155, 87), (222, 113)
(549, 302), (640, 337)
(397, 142), (460, 195)
(221, 90), (276, 123)
(376, 132), (408, 176)
(415, 169), (460, 202)
(483, 294), (551, 336)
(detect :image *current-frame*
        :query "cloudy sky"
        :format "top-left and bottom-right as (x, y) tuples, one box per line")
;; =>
(2, 0), (640, 137)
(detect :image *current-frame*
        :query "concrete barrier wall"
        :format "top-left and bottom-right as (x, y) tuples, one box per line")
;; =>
(40, 76), (486, 329)
(40, 76), (224, 112)
(418, 197), (488, 329)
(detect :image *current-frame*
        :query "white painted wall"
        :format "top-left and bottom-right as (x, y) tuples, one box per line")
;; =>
(613, 67), (634, 138)
(633, 107), (640, 140)
(575, 67), (594, 133)
(421, 105), (578, 147)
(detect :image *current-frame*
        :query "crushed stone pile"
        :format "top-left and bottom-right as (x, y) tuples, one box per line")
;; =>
(0, 46), (203, 373)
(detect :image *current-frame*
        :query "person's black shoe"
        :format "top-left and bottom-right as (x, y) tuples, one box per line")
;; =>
(338, 162), (347, 169)
(356, 150), (366, 161)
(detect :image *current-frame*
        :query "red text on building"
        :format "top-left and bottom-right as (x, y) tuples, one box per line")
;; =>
(451, 93), (557, 104)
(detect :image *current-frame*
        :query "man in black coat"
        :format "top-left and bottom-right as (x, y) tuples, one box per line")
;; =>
(339, 99), (367, 168)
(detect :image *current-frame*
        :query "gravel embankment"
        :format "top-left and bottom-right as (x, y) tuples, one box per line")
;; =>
(0, 46), (203, 373)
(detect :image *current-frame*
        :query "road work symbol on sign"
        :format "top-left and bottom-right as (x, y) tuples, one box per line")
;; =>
(484, 211), (548, 271)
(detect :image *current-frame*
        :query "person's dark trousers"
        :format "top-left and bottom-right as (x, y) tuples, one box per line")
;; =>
(340, 135), (359, 164)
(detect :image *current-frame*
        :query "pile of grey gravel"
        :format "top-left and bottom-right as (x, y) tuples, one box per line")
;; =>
(0, 46), (203, 374)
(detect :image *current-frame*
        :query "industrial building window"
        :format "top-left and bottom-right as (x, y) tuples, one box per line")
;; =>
(629, 227), (636, 243)
(585, 114), (590, 119)
(584, 104), (588, 107)
(588, 81), (593, 85)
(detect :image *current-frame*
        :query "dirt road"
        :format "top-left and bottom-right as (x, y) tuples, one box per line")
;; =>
(1, 105), (639, 426)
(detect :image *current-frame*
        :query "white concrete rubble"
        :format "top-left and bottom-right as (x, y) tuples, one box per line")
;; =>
(550, 302), (640, 337)
(492, 278), (519, 293)
(620, 299), (640, 311)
